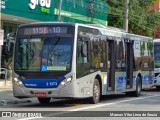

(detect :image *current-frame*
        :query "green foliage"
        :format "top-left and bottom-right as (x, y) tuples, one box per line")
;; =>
(104, 0), (124, 27)
(103, 0), (160, 37)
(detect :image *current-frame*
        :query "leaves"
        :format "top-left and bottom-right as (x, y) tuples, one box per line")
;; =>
(103, 0), (160, 37)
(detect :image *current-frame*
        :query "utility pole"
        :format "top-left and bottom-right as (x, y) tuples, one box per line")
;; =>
(58, 0), (62, 22)
(123, 0), (129, 32)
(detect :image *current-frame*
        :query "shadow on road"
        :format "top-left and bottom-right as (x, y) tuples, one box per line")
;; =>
(16, 94), (128, 108)
(142, 87), (160, 92)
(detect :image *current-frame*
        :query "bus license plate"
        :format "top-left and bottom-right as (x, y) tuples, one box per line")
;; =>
(35, 92), (46, 97)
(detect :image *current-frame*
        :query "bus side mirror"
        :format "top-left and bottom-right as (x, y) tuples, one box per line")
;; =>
(6, 32), (16, 53)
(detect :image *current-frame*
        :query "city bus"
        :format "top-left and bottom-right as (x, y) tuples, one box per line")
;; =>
(153, 39), (160, 89)
(9, 22), (154, 104)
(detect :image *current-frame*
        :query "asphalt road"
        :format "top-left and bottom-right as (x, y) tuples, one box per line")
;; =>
(0, 88), (160, 120)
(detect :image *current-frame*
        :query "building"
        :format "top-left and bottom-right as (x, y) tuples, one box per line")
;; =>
(0, 0), (108, 71)
(1, 0), (108, 38)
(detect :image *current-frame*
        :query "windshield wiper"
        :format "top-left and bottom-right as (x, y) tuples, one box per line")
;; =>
(48, 36), (60, 51)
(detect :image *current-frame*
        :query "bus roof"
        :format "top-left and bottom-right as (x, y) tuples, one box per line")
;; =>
(18, 22), (153, 41)
(18, 22), (76, 28)
(77, 23), (152, 41)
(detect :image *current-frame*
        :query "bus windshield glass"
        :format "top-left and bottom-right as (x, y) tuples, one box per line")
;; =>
(154, 44), (160, 68)
(15, 37), (72, 71)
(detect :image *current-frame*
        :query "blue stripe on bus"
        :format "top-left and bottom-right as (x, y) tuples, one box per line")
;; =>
(116, 77), (126, 92)
(142, 75), (153, 85)
(18, 76), (65, 88)
(133, 76), (137, 86)
(105, 75), (153, 94)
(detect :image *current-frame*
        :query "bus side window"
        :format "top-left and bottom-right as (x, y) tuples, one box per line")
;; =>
(77, 37), (88, 64)
(116, 39), (125, 70)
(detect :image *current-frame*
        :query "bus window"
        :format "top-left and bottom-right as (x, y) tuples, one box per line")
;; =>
(77, 37), (88, 64)
(100, 37), (107, 70)
(116, 39), (125, 71)
(147, 42), (154, 69)
(76, 36), (90, 78)
(90, 37), (102, 69)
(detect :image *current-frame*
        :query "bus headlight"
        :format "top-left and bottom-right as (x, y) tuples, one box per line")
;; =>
(66, 76), (72, 82)
(14, 78), (18, 82)
(60, 76), (73, 86)
(14, 77), (23, 87)
(18, 81), (23, 85)
(61, 81), (65, 86)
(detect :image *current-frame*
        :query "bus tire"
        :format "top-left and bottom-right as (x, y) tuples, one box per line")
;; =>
(126, 76), (141, 97)
(89, 79), (100, 104)
(38, 97), (51, 104)
(134, 76), (142, 97)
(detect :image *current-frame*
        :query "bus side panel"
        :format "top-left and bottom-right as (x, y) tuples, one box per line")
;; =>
(141, 71), (154, 89)
(74, 71), (102, 98)
(115, 72), (126, 93)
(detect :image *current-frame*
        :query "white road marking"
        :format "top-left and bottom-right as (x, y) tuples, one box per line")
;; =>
(69, 94), (160, 111)
(18, 117), (43, 120)
(18, 94), (160, 120)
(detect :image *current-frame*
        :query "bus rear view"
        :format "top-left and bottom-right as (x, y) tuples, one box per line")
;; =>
(13, 23), (75, 103)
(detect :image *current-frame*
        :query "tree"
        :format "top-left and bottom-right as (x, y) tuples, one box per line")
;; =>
(103, 0), (160, 37)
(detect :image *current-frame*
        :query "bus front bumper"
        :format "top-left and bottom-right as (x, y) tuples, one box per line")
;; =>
(13, 82), (76, 99)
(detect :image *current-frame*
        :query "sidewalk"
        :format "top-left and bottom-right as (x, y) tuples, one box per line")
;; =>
(0, 69), (12, 89)
(0, 78), (12, 89)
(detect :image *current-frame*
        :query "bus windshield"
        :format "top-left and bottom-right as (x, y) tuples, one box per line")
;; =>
(15, 37), (72, 71)
(154, 44), (160, 68)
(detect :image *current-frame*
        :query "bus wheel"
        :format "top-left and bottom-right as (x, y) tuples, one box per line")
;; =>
(89, 79), (100, 104)
(126, 76), (141, 97)
(133, 76), (142, 97)
(38, 97), (51, 104)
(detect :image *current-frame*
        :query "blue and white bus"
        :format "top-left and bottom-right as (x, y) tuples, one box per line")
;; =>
(9, 22), (154, 104)
(153, 39), (160, 89)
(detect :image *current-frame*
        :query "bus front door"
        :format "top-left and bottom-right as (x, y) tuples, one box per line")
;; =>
(107, 40), (115, 92)
(125, 41), (134, 89)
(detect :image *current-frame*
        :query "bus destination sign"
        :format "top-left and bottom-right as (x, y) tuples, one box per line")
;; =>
(23, 27), (67, 35)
